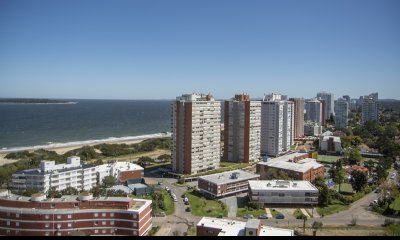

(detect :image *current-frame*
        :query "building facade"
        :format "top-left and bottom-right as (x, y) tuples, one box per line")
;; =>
(334, 98), (349, 129)
(224, 94), (261, 163)
(317, 92), (334, 120)
(362, 92), (379, 124)
(256, 153), (325, 182)
(248, 180), (319, 205)
(0, 191), (152, 236)
(198, 170), (260, 198)
(304, 121), (322, 136)
(289, 98), (304, 138)
(261, 94), (294, 157)
(171, 93), (221, 174)
(305, 98), (322, 124)
(12, 157), (144, 193)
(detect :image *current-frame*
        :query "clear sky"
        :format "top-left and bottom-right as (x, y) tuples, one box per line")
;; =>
(1, 0), (399, 100)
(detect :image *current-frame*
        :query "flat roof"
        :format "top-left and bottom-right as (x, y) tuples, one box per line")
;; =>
(258, 155), (323, 173)
(322, 136), (341, 142)
(197, 217), (294, 236)
(198, 169), (260, 185)
(248, 180), (318, 192)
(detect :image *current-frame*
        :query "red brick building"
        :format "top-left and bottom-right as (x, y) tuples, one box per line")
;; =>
(0, 190), (152, 236)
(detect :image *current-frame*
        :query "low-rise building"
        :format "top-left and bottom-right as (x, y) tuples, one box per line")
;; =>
(248, 180), (319, 205)
(256, 153), (325, 182)
(198, 170), (260, 198)
(196, 217), (294, 236)
(0, 190), (152, 236)
(304, 121), (322, 136)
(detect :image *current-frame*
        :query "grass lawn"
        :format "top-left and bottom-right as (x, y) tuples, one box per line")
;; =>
(128, 189), (174, 215)
(185, 190), (227, 217)
(389, 196), (400, 211)
(317, 155), (340, 164)
(147, 226), (160, 236)
(187, 227), (196, 236)
(237, 208), (266, 218)
(270, 208), (282, 218)
(334, 183), (354, 194)
(187, 163), (249, 178)
(317, 204), (350, 216)
(293, 209), (306, 219)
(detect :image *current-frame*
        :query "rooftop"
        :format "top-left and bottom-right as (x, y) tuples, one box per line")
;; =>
(248, 180), (318, 192)
(197, 217), (294, 236)
(258, 157), (323, 173)
(198, 169), (260, 185)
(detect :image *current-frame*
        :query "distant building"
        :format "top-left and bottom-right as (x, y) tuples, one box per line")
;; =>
(289, 98), (305, 138)
(248, 180), (319, 205)
(304, 121), (322, 136)
(12, 157), (144, 193)
(0, 190), (152, 236)
(317, 92), (334, 120)
(224, 94), (261, 163)
(342, 95), (351, 110)
(362, 92), (379, 124)
(334, 98), (349, 129)
(256, 153), (325, 182)
(198, 170), (260, 198)
(319, 131), (342, 153)
(171, 93), (221, 174)
(196, 217), (294, 236)
(305, 98), (322, 124)
(261, 93), (294, 157)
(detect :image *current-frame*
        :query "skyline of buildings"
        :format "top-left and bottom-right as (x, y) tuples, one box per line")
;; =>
(317, 92), (335, 121)
(289, 98), (305, 139)
(362, 92), (379, 125)
(305, 98), (323, 124)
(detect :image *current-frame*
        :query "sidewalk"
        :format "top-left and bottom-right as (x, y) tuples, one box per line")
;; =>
(264, 208), (273, 218)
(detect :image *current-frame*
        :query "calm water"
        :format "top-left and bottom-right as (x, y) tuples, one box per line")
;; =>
(0, 99), (172, 149)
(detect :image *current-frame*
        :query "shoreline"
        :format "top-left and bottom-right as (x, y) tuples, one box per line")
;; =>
(0, 132), (171, 154)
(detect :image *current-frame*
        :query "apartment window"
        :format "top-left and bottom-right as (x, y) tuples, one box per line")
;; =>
(15, 230), (20, 235)
(45, 214), (50, 219)
(68, 223), (72, 228)
(110, 213), (114, 217)
(57, 224), (61, 229)
(110, 221), (114, 225)
(94, 221), (98, 226)
(133, 222), (137, 227)
(6, 221), (10, 226)
(6, 212), (10, 217)
(68, 214), (72, 219)
(94, 230), (99, 234)
(133, 230), (137, 236)
(94, 213), (99, 217)
(74, 203), (79, 207)
(6, 230), (10, 234)
(45, 223), (50, 228)
(51, 203), (55, 208)
(16, 222), (19, 227)
(57, 232), (62, 236)
(57, 215), (61, 219)
(102, 221), (106, 225)
(45, 232), (50, 236)
(102, 230), (106, 234)
(16, 213), (20, 218)
(102, 213), (106, 217)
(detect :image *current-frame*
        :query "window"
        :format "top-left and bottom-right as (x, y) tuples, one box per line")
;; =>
(57, 232), (62, 236)
(51, 203), (55, 208)
(6, 230), (10, 234)
(68, 223), (72, 228)
(45, 223), (50, 228)
(45, 214), (50, 219)
(16, 222), (19, 227)
(68, 214), (72, 219)
(6, 212), (10, 217)
(110, 213), (114, 217)
(94, 230), (98, 234)
(94, 221), (98, 226)
(57, 224), (61, 229)
(57, 215), (61, 219)
(133, 230), (137, 236)
(94, 213), (99, 217)
(102, 213), (106, 217)
(16, 213), (20, 218)
(110, 221), (114, 225)
(45, 232), (50, 236)
(133, 222), (137, 227)
(248, 230), (254, 235)
(102, 230), (106, 234)
(7, 221), (10, 226)
(102, 221), (106, 225)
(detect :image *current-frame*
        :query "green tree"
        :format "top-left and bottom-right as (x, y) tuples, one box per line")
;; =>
(318, 185), (330, 207)
(312, 221), (323, 236)
(61, 186), (79, 195)
(137, 156), (153, 167)
(350, 171), (367, 192)
(265, 168), (290, 180)
(345, 147), (363, 165)
(90, 185), (106, 197)
(47, 186), (62, 198)
(102, 175), (118, 188)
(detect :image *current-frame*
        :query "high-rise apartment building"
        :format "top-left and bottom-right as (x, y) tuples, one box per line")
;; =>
(224, 94), (261, 163)
(362, 92), (379, 124)
(334, 98), (349, 129)
(317, 92), (334, 120)
(342, 95), (351, 109)
(171, 93), (221, 174)
(289, 98), (304, 138)
(261, 93), (293, 157)
(305, 98), (322, 124)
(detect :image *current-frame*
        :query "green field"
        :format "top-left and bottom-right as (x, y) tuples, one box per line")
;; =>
(317, 155), (340, 163)
(317, 204), (350, 216)
(334, 183), (354, 194)
(186, 190), (227, 217)
(237, 208), (266, 218)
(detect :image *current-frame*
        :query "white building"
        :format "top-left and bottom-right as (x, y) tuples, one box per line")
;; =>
(319, 131), (342, 153)
(304, 121), (322, 136)
(224, 94), (261, 163)
(261, 93), (294, 157)
(362, 92), (379, 124)
(305, 98), (322, 124)
(197, 217), (294, 236)
(334, 98), (349, 129)
(12, 157), (144, 193)
(317, 92), (334, 119)
(248, 180), (319, 205)
(172, 93), (221, 174)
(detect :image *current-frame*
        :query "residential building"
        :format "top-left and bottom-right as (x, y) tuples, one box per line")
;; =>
(261, 94), (294, 157)
(317, 92), (334, 120)
(342, 95), (351, 109)
(362, 92), (379, 124)
(256, 153), (325, 182)
(198, 170), (260, 198)
(248, 180), (319, 205)
(304, 121), (322, 136)
(171, 93), (221, 174)
(289, 98), (304, 138)
(305, 98), (322, 124)
(0, 190), (152, 236)
(196, 217), (294, 236)
(224, 94), (261, 163)
(319, 131), (342, 153)
(12, 157), (144, 193)
(334, 98), (349, 129)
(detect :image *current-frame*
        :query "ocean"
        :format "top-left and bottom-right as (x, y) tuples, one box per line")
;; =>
(0, 99), (173, 151)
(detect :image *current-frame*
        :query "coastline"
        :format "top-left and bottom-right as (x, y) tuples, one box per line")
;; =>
(0, 132), (171, 154)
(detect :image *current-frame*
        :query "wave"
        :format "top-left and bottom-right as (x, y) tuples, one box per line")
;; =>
(0, 132), (171, 153)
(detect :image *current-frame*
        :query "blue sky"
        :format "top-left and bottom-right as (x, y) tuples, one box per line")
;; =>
(0, 0), (399, 100)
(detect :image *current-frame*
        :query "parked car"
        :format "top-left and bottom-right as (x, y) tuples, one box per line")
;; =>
(184, 201), (190, 205)
(275, 213), (285, 219)
(165, 186), (170, 192)
(217, 214), (223, 218)
(258, 214), (269, 219)
(184, 197), (189, 202)
(173, 197), (178, 202)
(185, 207), (191, 212)
(243, 214), (254, 219)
